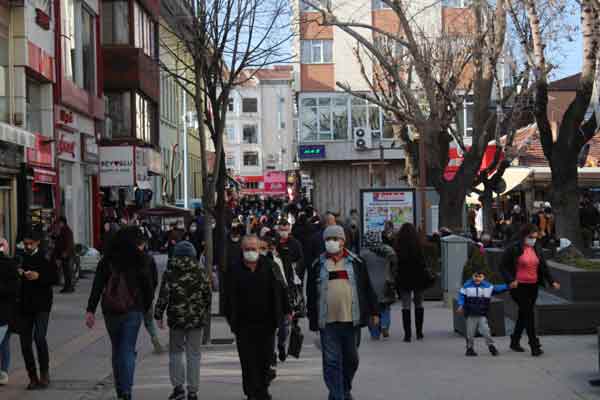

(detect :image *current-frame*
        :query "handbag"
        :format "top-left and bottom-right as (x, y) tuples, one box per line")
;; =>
(288, 322), (304, 359)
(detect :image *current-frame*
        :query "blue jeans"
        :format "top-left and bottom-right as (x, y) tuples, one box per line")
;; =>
(368, 306), (391, 339)
(0, 327), (9, 372)
(277, 318), (290, 350)
(320, 323), (360, 400)
(105, 312), (143, 398)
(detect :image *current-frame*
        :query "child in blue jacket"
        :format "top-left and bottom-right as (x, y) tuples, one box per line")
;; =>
(457, 269), (508, 356)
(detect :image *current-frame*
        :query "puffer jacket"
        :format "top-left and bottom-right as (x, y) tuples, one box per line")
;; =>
(154, 255), (211, 330)
(360, 244), (397, 304)
(457, 279), (508, 317)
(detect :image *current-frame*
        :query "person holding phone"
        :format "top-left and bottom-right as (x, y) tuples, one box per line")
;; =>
(17, 228), (58, 390)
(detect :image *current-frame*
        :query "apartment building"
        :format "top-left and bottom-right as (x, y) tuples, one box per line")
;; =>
(225, 66), (296, 197)
(293, 0), (482, 214)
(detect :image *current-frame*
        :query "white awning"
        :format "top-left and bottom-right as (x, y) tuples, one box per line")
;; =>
(0, 122), (35, 148)
(467, 167), (532, 203)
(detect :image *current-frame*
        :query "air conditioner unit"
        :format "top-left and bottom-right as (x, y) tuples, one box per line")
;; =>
(353, 127), (372, 150)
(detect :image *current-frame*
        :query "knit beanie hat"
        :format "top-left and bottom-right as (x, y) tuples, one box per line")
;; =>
(173, 240), (197, 258)
(323, 225), (346, 241)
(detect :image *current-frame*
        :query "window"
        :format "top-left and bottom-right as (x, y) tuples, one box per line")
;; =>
(160, 74), (178, 124)
(226, 126), (236, 143)
(372, 0), (392, 9)
(300, 0), (330, 11)
(243, 152), (260, 167)
(242, 98), (258, 113)
(82, 7), (95, 93)
(136, 93), (155, 143)
(277, 96), (286, 129)
(301, 40), (333, 64)
(0, 34), (8, 123)
(26, 80), (43, 134)
(62, 0), (96, 92)
(102, 1), (129, 45)
(456, 95), (474, 137)
(225, 152), (237, 169)
(227, 98), (235, 112)
(300, 96), (348, 141)
(243, 125), (258, 144)
(134, 2), (156, 59)
(106, 92), (132, 138)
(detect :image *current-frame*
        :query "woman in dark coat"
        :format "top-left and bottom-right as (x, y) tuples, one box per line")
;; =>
(501, 224), (560, 356)
(0, 249), (19, 385)
(393, 223), (428, 342)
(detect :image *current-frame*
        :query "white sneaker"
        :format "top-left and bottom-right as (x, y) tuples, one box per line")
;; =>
(0, 370), (8, 385)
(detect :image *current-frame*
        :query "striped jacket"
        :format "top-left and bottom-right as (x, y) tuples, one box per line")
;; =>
(457, 280), (508, 317)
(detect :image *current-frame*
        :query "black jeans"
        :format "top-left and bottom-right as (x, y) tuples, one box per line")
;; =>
(19, 312), (50, 376)
(510, 284), (539, 345)
(61, 257), (74, 289)
(236, 324), (276, 399)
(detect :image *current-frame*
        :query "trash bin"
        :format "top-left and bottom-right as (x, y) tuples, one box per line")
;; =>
(441, 235), (470, 306)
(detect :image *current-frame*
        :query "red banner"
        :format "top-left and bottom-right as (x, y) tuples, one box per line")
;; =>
(27, 133), (53, 168)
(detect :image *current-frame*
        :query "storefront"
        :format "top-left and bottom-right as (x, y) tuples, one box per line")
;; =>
(25, 132), (56, 236)
(0, 139), (29, 253)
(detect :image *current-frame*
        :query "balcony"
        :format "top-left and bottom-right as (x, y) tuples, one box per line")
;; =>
(103, 47), (159, 102)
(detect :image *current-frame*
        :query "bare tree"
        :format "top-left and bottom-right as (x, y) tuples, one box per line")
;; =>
(510, 0), (600, 248)
(160, 0), (293, 311)
(304, 0), (518, 231)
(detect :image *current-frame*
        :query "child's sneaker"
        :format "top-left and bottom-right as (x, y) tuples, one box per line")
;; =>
(465, 347), (478, 357)
(488, 345), (499, 356)
(168, 387), (185, 400)
(0, 370), (8, 385)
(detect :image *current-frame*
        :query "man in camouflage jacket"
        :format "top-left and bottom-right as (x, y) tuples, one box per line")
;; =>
(154, 241), (211, 400)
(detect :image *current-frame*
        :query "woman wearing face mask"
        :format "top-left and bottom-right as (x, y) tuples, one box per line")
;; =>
(501, 224), (560, 356)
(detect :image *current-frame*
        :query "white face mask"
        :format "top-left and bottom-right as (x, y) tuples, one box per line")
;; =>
(279, 231), (289, 239)
(325, 240), (341, 254)
(231, 236), (241, 243)
(525, 238), (537, 247)
(244, 251), (260, 263)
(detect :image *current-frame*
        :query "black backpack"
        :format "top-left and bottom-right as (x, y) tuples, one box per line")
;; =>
(102, 266), (137, 314)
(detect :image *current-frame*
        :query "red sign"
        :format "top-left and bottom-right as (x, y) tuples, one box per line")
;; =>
(57, 131), (77, 161)
(33, 168), (57, 185)
(27, 133), (53, 167)
(35, 9), (51, 30)
(443, 145), (502, 181)
(264, 171), (287, 195)
(59, 109), (75, 125)
(373, 192), (406, 202)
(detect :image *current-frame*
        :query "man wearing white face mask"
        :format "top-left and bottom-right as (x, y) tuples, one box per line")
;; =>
(224, 235), (290, 400)
(307, 225), (379, 400)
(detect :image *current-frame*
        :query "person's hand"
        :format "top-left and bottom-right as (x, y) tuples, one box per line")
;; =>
(157, 319), (165, 330)
(510, 280), (519, 289)
(552, 281), (561, 290)
(24, 271), (39, 280)
(456, 307), (464, 315)
(371, 315), (380, 327)
(85, 312), (95, 329)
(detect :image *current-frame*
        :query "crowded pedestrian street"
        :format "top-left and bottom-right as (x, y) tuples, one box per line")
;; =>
(1, 269), (598, 400)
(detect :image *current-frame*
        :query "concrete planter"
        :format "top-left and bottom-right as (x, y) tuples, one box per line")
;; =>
(547, 260), (600, 302)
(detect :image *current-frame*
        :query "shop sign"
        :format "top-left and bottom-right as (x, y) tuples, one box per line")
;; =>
(82, 135), (99, 163)
(264, 171), (287, 194)
(135, 147), (149, 184)
(99, 146), (134, 187)
(0, 122), (36, 149)
(27, 133), (53, 168)
(299, 145), (326, 160)
(33, 167), (57, 185)
(57, 131), (80, 162)
(29, 0), (51, 30)
(360, 188), (416, 244)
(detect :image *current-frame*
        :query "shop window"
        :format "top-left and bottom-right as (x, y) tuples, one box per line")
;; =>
(26, 80), (43, 134)
(135, 93), (156, 144)
(243, 151), (260, 167)
(106, 92), (132, 138)
(102, 1), (129, 45)
(243, 125), (258, 144)
(242, 98), (258, 113)
(134, 2), (157, 59)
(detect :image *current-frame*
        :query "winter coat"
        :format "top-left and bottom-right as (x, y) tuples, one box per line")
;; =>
(54, 225), (75, 259)
(0, 255), (19, 325)
(457, 279), (508, 317)
(292, 222), (317, 276)
(395, 245), (428, 291)
(19, 249), (58, 314)
(306, 250), (379, 332)
(154, 254), (211, 330)
(87, 254), (155, 315)
(500, 241), (555, 287)
(278, 237), (304, 280)
(224, 256), (290, 335)
(360, 245), (397, 304)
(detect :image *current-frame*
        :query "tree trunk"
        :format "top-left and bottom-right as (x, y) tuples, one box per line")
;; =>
(551, 162), (583, 249)
(215, 153), (227, 315)
(438, 182), (466, 232)
(480, 187), (495, 235)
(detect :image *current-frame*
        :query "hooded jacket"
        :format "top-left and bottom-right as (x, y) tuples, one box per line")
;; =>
(457, 279), (508, 317)
(154, 242), (211, 330)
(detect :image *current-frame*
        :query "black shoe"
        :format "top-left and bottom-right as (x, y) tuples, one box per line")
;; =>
(278, 345), (287, 362)
(402, 310), (412, 342)
(168, 387), (186, 400)
(589, 379), (600, 387)
(465, 348), (478, 357)
(488, 345), (499, 356)
(60, 287), (75, 294)
(510, 336), (526, 352)
(382, 328), (390, 338)
(415, 307), (424, 340)
(531, 346), (544, 357)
